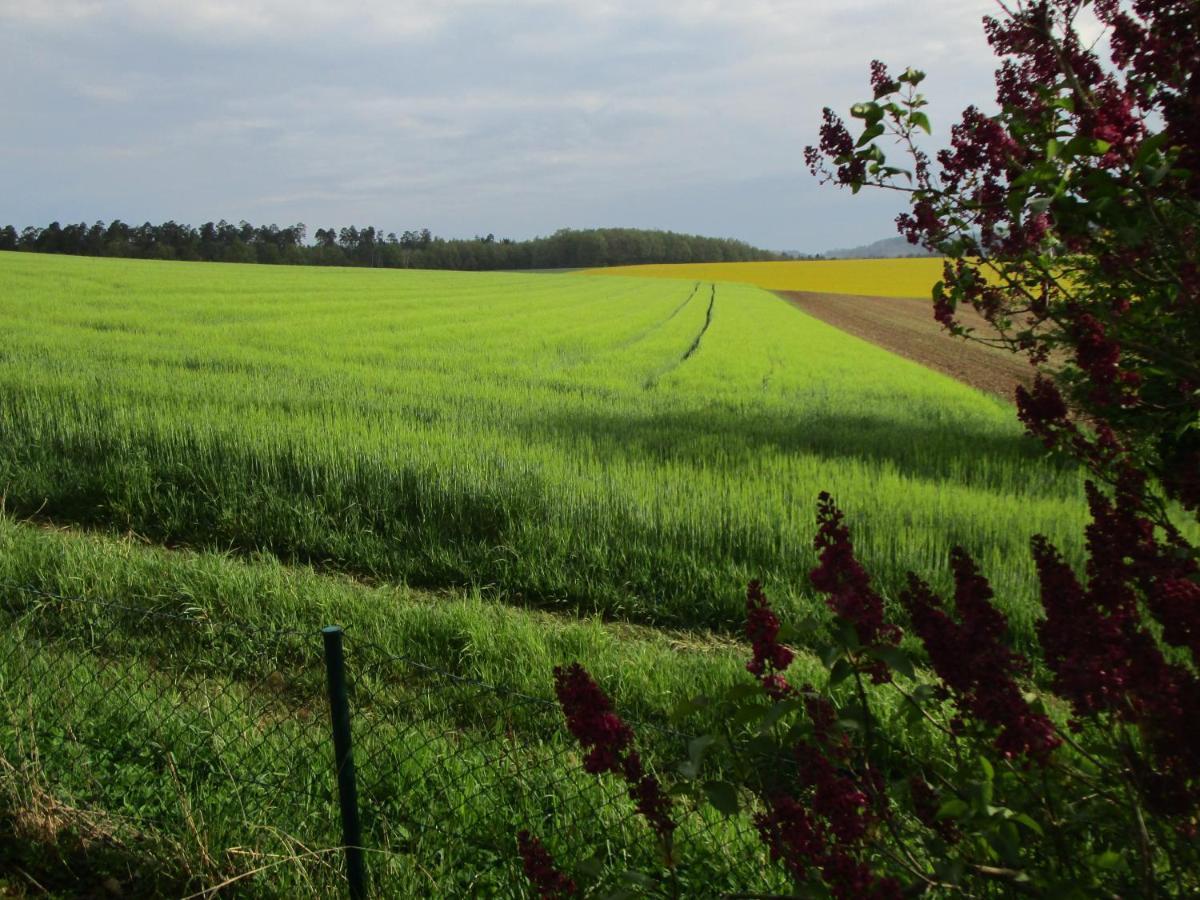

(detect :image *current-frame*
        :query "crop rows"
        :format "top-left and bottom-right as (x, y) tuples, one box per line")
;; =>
(0, 251), (1105, 641)
(0, 250), (1161, 895)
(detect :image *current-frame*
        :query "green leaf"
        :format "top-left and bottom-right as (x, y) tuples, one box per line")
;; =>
(577, 849), (608, 878)
(1134, 130), (1169, 165)
(977, 777), (994, 809)
(778, 616), (822, 644)
(850, 102), (883, 126)
(818, 643), (841, 668)
(868, 646), (915, 680)
(618, 871), (657, 890)
(856, 123), (885, 148)
(979, 757), (995, 782)
(936, 798), (969, 820)
(910, 683), (937, 705)
(909, 111), (931, 135)
(679, 735), (721, 780)
(934, 858), (966, 885)
(1148, 159), (1172, 186)
(1091, 850), (1122, 870)
(1063, 135), (1094, 158)
(1012, 813), (1044, 836)
(731, 703), (769, 729)
(745, 734), (778, 761)
(901, 698), (926, 727)
(670, 694), (709, 724)
(829, 658), (854, 686)
(835, 619), (861, 651)
(703, 780), (740, 816)
(757, 698), (802, 734)
(722, 683), (764, 704)
(688, 735), (717, 768)
(1028, 196), (1053, 215)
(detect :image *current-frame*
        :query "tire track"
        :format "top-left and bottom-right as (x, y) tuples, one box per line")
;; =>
(666, 281), (702, 323)
(642, 284), (716, 390)
(681, 283), (716, 362)
(616, 281), (700, 351)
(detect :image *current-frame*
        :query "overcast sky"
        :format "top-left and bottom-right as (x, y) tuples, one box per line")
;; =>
(0, 0), (1005, 253)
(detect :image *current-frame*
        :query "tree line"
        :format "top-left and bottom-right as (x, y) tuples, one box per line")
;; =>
(0, 220), (792, 270)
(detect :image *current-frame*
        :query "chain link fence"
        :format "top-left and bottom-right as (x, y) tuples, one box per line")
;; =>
(0, 582), (786, 897)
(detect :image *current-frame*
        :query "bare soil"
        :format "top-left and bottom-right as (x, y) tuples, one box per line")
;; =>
(778, 291), (1033, 402)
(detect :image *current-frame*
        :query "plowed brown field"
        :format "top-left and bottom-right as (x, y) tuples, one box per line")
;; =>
(779, 291), (1033, 402)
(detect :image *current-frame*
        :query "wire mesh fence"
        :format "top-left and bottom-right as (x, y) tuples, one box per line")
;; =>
(0, 582), (343, 896)
(0, 582), (788, 897)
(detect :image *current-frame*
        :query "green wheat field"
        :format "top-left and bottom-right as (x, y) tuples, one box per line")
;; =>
(0, 251), (1148, 895)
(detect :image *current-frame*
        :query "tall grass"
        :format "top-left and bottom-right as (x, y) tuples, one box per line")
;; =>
(0, 250), (1135, 895)
(0, 251), (1102, 641)
(0, 516), (808, 897)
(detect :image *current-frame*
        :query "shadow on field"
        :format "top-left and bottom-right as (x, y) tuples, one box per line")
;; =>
(513, 406), (1077, 494)
(0, 805), (194, 899)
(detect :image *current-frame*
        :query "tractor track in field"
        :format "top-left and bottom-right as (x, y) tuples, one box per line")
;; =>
(665, 281), (701, 323)
(615, 282), (699, 351)
(642, 284), (716, 390)
(681, 284), (716, 362)
(778, 290), (1033, 402)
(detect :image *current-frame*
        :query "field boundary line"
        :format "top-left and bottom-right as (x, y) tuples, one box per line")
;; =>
(776, 289), (1032, 401)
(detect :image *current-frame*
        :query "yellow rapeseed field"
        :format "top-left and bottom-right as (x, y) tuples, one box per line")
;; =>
(582, 258), (945, 298)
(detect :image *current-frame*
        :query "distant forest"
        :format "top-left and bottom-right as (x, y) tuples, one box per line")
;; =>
(0, 221), (788, 270)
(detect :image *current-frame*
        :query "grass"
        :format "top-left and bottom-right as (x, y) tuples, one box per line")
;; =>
(0, 251), (1096, 642)
(581, 258), (947, 297)
(0, 250), (1154, 895)
(0, 517), (814, 897)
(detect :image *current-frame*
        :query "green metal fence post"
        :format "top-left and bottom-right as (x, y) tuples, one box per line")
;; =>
(322, 625), (367, 900)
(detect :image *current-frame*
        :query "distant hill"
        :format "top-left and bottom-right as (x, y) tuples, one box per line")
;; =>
(823, 236), (938, 259)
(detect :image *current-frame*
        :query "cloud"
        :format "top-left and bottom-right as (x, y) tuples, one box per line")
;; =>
(2, 0), (448, 40)
(0, 0), (1010, 251)
(0, 0), (103, 23)
(74, 82), (135, 103)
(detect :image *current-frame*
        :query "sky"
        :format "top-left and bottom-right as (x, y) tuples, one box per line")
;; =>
(0, 0), (1006, 253)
